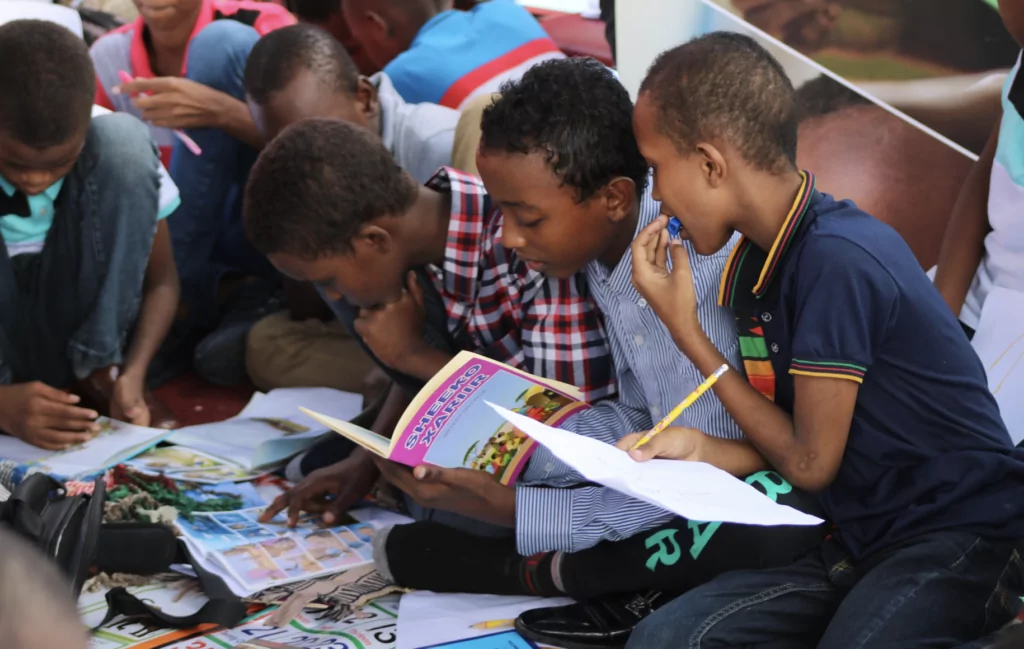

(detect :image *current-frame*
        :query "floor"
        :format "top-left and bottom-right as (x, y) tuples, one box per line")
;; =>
(152, 373), (254, 427)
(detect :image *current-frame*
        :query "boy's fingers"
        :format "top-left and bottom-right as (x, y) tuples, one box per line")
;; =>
(668, 238), (690, 272)
(655, 228), (669, 269)
(40, 401), (99, 422)
(35, 428), (94, 449)
(259, 494), (289, 522)
(615, 432), (644, 451)
(32, 382), (78, 403)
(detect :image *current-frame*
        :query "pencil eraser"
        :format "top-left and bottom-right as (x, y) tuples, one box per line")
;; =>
(667, 217), (683, 239)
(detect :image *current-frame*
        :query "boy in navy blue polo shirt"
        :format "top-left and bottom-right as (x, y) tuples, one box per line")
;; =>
(622, 32), (1024, 648)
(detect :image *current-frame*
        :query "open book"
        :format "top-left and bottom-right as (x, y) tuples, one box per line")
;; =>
(167, 388), (363, 471)
(303, 352), (589, 486)
(0, 418), (170, 479)
(175, 505), (409, 596)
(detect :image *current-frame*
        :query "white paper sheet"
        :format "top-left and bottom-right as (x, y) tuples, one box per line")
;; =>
(396, 592), (573, 649)
(971, 287), (1024, 445)
(168, 388), (363, 469)
(488, 403), (823, 527)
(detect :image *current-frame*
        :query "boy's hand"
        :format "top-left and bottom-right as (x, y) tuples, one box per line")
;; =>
(631, 216), (701, 340)
(616, 426), (709, 463)
(117, 77), (228, 130)
(0, 382), (100, 450)
(354, 271), (430, 371)
(110, 369), (150, 427)
(371, 456), (516, 527)
(259, 450), (381, 527)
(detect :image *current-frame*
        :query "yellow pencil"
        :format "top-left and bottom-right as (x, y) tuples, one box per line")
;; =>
(630, 364), (731, 451)
(470, 619), (515, 630)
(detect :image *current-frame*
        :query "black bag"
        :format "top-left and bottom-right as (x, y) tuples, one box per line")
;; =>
(0, 473), (247, 630)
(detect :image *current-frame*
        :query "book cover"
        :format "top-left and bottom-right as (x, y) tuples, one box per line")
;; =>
(303, 352), (589, 486)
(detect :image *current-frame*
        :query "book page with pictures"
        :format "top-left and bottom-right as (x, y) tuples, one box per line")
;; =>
(176, 506), (405, 596)
(306, 352), (589, 486)
(167, 387), (363, 469)
(0, 417), (171, 478)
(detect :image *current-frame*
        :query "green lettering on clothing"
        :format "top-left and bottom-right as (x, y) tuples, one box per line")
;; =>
(686, 471), (795, 559)
(644, 529), (682, 571)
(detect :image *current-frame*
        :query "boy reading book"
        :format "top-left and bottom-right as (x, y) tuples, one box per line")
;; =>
(243, 118), (614, 534)
(622, 33), (1024, 648)
(361, 58), (825, 649)
(0, 20), (179, 448)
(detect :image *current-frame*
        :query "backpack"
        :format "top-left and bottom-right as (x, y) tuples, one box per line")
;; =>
(0, 473), (248, 630)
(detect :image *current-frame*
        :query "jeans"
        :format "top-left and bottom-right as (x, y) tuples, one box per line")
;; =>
(0, 113), (160, 387)
(627, 531), (1024, 649)
(167, 20), (278, 332)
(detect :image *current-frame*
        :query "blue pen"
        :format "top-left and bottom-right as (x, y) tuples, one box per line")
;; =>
(667, 216), (683, 239)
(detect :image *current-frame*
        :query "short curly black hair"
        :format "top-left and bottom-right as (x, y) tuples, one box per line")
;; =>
(244, 119), (417, 260)
(287, 0), (339, 22)
(480, 57), (648, 202)
(245, 24), (359, 106)
(640, 32), (799, 174)
(0, 20), (95, 148)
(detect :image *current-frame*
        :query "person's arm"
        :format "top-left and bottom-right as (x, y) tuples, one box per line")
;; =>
(933, 120), (1000, 316)
(111, 221), (179, 426)
(631, 221), (893, 492)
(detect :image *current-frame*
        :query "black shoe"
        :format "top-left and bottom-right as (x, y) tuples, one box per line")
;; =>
(515, 591), (669, 649)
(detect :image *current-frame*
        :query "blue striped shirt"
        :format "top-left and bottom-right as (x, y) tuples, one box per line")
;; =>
(515, 184), (744, 555)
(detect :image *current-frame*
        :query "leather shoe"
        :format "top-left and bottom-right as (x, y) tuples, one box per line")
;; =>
(515, 591), (669, 649)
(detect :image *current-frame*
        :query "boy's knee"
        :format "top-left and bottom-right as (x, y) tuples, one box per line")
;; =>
(186, 21), (260, 91)
(88, 113), (160, 185)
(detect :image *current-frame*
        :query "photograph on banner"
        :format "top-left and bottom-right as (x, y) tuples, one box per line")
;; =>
(701, 0), (1018, 154)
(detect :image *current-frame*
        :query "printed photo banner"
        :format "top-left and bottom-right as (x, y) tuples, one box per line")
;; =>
(698, 0), (1019, 157)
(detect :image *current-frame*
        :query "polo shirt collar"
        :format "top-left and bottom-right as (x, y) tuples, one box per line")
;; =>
(129, 0), (216, 78)
(718, 170), (816, 310)
(0, 174), (64, 201)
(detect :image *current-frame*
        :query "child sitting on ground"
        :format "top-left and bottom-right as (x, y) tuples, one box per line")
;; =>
(623, 32), (1024, 648)
(934, 0), (1024, 340)
(244, 118), (614, 535)
(0, 527), (88, 649)
(0, 20), (180, 445)
(90, 0), (294, 387)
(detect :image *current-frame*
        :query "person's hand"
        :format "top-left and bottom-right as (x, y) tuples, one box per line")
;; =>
(0, 382), (100, 450)
(354, 271), (430, 371)
(116, 77), (230, 130)
(259, 450), (380, 527)
(110, 369), (150, 427)
(371, 456), (516, 528)
(616, 426), (710, 463)
(631, 215), (701, 340)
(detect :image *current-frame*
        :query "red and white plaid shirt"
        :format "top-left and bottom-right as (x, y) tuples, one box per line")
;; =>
(427, 168), (616, 402)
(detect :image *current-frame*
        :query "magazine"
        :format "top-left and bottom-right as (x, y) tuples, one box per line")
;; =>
(176, 506), (403, 596)
(0, 417), (170, 479)
(126, 445), (267, 484)
(303, 352), (589, 486)
(167, 388), (363, 470)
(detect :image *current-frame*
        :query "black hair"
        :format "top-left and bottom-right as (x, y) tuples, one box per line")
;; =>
(640, 32), (799, 174)
(245, 24), (360, 105)
(480, 57), (648, 202)
(0, 20), (95, 148)
(287, 0), (339, 22)
(244, 118), (417, 259)
(795, 74), (872, 120)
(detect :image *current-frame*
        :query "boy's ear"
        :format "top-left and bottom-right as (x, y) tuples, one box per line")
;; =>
(356, 76), (380, 122)
(367, 10), (392, 38)
(696, 142), (728, 189)
(602, 177), (637, 223)
(354, 223), (394, 255)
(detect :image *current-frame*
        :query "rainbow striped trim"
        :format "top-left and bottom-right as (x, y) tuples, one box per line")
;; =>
(789, 359), (867, 384)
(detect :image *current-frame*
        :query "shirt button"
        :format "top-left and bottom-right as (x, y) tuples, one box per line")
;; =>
(651, 406), (661, 418)
(638, 298), (648, 308)
(634, 334), (645, 347)
(771, 343), (779, 353)
(761, 312), (773, 323)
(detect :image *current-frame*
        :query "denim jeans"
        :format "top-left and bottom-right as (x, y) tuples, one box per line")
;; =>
(627, 531), (1024, 649)
(0, 113), (160, 387)
(167, 20), (278, 332)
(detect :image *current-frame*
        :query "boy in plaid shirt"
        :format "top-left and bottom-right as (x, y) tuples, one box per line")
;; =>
(245, 118), (613, 535)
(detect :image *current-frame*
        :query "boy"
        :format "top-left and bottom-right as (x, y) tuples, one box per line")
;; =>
(934, 1), (1024, 339)
(245, 117), (615, 533)
(342, 0), (564, 108)
(90, 0), (294, 385)
(0, 528), (89, 649)
(287, 0), (380, 75)
(240, 23), (473, 395)
(272, 58), (821, 648)
(0, 20), (180, 445)
(624, 33), (1024, 648)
